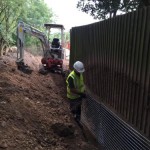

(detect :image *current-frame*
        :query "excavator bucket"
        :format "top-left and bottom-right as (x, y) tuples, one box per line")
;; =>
(16, 61), (33, 74)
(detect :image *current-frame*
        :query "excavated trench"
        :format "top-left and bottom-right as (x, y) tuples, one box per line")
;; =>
(0, 53), (100, 150)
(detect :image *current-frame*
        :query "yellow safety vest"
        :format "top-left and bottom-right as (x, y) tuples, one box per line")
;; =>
(66, 70), (85, 99)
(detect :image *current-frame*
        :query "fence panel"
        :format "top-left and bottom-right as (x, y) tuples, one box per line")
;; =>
(70, 8), (150, 140)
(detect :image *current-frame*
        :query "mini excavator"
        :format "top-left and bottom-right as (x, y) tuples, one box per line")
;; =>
(16, 21), (65, 74)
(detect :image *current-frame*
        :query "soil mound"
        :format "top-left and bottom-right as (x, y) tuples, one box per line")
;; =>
(0, 52), (98, 150)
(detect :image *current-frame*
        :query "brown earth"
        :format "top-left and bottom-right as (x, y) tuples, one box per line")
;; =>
(0, 52), (98, 150)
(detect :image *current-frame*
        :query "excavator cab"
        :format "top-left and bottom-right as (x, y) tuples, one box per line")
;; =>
(41, 23), (65, 73)
(51, 38), (60, 48)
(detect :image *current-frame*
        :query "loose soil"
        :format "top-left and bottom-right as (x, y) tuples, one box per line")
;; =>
(0, 52), (98, 150)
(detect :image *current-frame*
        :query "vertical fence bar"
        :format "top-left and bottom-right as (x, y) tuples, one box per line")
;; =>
(117, 15), (125, 114)
(98, 22), (103, 100)
(93, 24), (96, 94)
(120, 14), (127, 116)
(108, 18), (112, 106)
(122, 12), (131, 118)
(105, 18), (108, 106)
(128, 10), (138, 124)
(94, 23), (99, 96)
(103, 20), (107, 103)
(132, 8), (143, 127)
(112, 17), (118, 109)
(116, 16), (122, 112)
(114, 16), (120, 111)
(136, 8), (147, 130)
(126, 11), (135, 121)
(100, 21), (104, 100)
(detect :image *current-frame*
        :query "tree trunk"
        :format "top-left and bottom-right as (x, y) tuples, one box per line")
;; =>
(113, 11), (117, 18)
(0, 42), (3, 56)
(0, 46), (3, 56)
(109, 12), (112, 18)
(0, 43), (6, 56)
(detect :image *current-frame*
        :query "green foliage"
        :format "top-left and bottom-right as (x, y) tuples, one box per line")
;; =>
(25, 35), (43, 56)
(20, 0), (54, 31)
(77, 0), (144, 20)
(0, 0), (55, 55)
(0, 0), (26, 49)
(18, 0), (55, 54)
(64, 32), (70, 42)
(49, 31), (70, 45)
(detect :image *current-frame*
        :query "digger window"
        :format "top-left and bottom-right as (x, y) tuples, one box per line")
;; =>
(52, 38), (60, 48)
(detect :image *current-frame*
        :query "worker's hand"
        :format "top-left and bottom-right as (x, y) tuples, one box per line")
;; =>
(80, 93), (86, 98)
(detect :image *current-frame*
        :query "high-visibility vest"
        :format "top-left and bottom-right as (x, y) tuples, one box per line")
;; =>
(66, 70), (85, 99)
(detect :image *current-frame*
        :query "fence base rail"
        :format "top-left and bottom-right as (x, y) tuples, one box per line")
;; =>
(81, 95), (150, 150)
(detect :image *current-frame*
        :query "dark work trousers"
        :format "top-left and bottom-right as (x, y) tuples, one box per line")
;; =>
(68, 97), (82, 121)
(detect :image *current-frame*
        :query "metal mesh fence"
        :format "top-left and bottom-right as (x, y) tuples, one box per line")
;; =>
(81, 95), (150, 150)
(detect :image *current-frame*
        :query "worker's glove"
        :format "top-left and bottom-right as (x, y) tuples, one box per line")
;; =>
(80, 93), (86, 98)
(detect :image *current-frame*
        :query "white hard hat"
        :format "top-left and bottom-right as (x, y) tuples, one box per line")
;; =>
(73, 61), (85, 73)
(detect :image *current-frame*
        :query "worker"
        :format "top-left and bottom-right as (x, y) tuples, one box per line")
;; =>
(66, 61), (86, 122)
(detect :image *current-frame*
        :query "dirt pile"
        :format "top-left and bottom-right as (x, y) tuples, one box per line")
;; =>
(3, 51), (42, 70)
(0, 52), (98, 150)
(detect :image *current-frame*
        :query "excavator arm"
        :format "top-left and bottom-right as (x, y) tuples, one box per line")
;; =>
(16, 21), (50, 73)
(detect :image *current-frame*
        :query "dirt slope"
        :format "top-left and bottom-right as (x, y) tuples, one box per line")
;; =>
(0, 53), (98, 150)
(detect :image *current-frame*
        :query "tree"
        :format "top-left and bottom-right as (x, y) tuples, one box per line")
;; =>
(0, 0), (55, 56)
(77, 0), (144, 20)
(19, 0), (55, 55)
(0, 0), (27, 55)
(20, 0), (54, 31)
